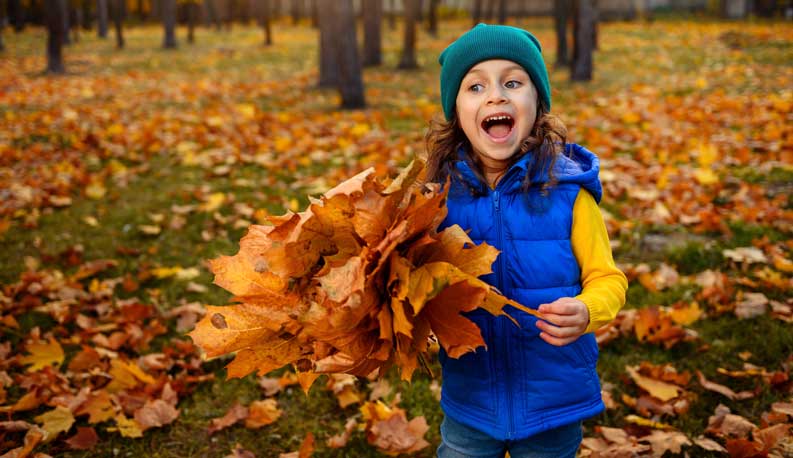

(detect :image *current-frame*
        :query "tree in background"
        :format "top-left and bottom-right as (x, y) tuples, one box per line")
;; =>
(10, 0), (24, 32)
(363, 0), (383, 67)
(571, 0), (596, 80)
(325, 0), (365, 109)
(497, 0), (507, 23)
(163, 0), (178, 48)
(427, 0), (439, 36)
(62, 0), (71, 44)
(317, 0), (338, 88)
(0, 0), (6, 51)
(253, 0), (273, 45)
(45, 0), (66, 73)
(472, 0), (482, 25)
(186, 0), (200, 43)
(553, 0), (573, 68)
(388, 0), (396, 30)
(111, 0), (125, 48)
(97, 0), (108, 37)
(398, 0), (418, 69)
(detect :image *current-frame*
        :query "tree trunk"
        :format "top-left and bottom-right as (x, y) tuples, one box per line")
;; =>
(162, 0), (178, 48)
(137, 0), (146, 20)
(362, 0), (382, 67)
(472, 0), (482, 25)
(259, 0), (272, 45)
(427, 0), (438, 36)
(10, 0), (24, 32)
(398, 0), (418, 69)
(291, 0), (300, 24)
(553, 0), (571, 68)
(310, 0), (318, 27)
(62, 0), (71, 44)
(82, 0), (93, 29)
(45, 0), (66, 73)
(226, 0), (234, 30)
(111, 0), (125, 48)
(97, 0), (109, 37)
(317, 0), (339, 88)
(571, 0), (595, 81)
(0, 0), (6, 51)
(485, 0), (496, 20)
(497, 0), (507, 23)
(72, 7), (82, 43)
(326, 0), (365, 109)
(187, 2), (197, 43)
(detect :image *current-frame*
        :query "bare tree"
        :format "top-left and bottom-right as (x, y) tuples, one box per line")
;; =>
(186, 0), (199, 43)
(9, 0), (24, 32)
(553, 0), (572, 68)
(46, 0), (66, 73)
(291, 0), (301, 24)
(398, 0), (418, 69)
(97, 0), (109, 37)
(363, 0), (382, 67)
(0, 0), (6, 51)
(111, 0), (125, 48)
(571, 0), (595, 81)
(388, 0), (396, 29)
(62, 1), (71, 44)
(317, 0), (339, 88)
(162, 0), (178, 48)
(427, 0), (439, 36)
(472, 0), (482, 25)
(325, 0), (365, 109)
(255, 0), (273, 45)
(497, 0), (507, 23)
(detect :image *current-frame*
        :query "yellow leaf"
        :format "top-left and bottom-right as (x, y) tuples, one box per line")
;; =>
(20, 338), (64, 372)
(34, 406), (75, 442)
(694, 168), (718, 185)
(236, 103), (256, 119)
(200, 192), (226, 212)
(626, 366), (682, 402)
(696, 142), (718, 167)
(668, 302), (702, 326)
(621, 111), (641, 124)
(695, 77), (708, 89)
(106, 359), (156, 393)
(85, 180), (106, 200)
(207, 116), (224, 127)
(113, 415), (143, 438)
(138, 224), (161, 235)
(624, 414), (676, 430)
(245, 399), (281, 428)
(82, 216), (99, 227)
(106, 123), (124, 136)
(350, 123), (370, 137)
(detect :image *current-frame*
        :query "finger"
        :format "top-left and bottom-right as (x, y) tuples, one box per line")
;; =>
(538, 313), (583, 327)
(538, 300), (580, 316)
(535, 320), (582, 339)
(539, 332), (578, 347)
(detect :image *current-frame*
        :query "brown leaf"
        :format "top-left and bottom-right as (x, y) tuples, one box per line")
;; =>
(422, 281), (486, 358)
(639, 430), (691, 458)
(327, 417), (358, 448)
(278, 432), (315, 458)
(133, 399), (179, 431)
(208, 403), (249, 435)
(65, 427), (99, 450)
(224, 443), (256, 458)
(697, 370), (755, 401)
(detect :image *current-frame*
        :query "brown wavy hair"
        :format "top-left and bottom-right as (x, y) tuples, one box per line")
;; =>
(425, 106), (568, 196)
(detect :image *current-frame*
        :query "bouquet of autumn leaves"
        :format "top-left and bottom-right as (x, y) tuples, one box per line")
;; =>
(189, 160), (539, 390)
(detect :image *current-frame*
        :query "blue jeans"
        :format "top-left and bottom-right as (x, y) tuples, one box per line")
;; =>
(436, 416), (582, 458)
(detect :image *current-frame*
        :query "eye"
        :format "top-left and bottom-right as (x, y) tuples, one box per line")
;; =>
(468, 83), (484, 93)
(505, 80), (522, 89)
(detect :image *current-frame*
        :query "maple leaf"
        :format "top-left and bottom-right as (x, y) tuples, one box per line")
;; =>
(34, 406), (75, 442)
(245, 399), (281, 428)
(65, 426), (99, 451)
(133, 399), (180, 431)
(19, 337), (64, 372)
(208, 403), (249, 435)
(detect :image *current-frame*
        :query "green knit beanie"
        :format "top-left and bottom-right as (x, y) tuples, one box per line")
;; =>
(438, 23), (551, 121)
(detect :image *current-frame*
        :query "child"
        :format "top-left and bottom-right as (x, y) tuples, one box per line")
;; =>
(426, 24), (628, 458)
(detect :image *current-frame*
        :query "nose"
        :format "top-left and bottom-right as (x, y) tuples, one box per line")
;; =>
(486, 85), (508, 105)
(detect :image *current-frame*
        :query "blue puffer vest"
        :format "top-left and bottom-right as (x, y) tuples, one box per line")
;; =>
(437, 143), (605, 441)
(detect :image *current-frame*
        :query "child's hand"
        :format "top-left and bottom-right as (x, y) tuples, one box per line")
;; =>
(535, 298), (590, 346)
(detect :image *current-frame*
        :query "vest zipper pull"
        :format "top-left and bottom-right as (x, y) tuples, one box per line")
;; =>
(493, 191), (500, 211)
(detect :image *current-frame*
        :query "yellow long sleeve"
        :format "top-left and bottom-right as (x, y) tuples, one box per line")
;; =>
(571, 189), (628, 333)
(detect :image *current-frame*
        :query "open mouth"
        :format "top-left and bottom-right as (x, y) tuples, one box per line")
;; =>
(481, 113), (515, 141)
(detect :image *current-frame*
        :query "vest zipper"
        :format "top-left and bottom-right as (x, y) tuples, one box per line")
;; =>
(492, 190), (515, 439)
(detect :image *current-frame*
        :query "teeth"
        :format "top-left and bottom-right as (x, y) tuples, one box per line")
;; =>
(484, 115), (512, 122)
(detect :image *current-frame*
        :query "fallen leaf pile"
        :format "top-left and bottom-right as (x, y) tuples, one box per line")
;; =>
(189, 160), (541, 386)
(0, 265), (211, 456)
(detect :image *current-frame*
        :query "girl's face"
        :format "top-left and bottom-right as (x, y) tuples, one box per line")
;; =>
(455, 59), (538, 170)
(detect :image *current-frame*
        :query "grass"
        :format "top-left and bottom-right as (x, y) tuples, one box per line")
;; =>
(1, 14), (791, 458)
